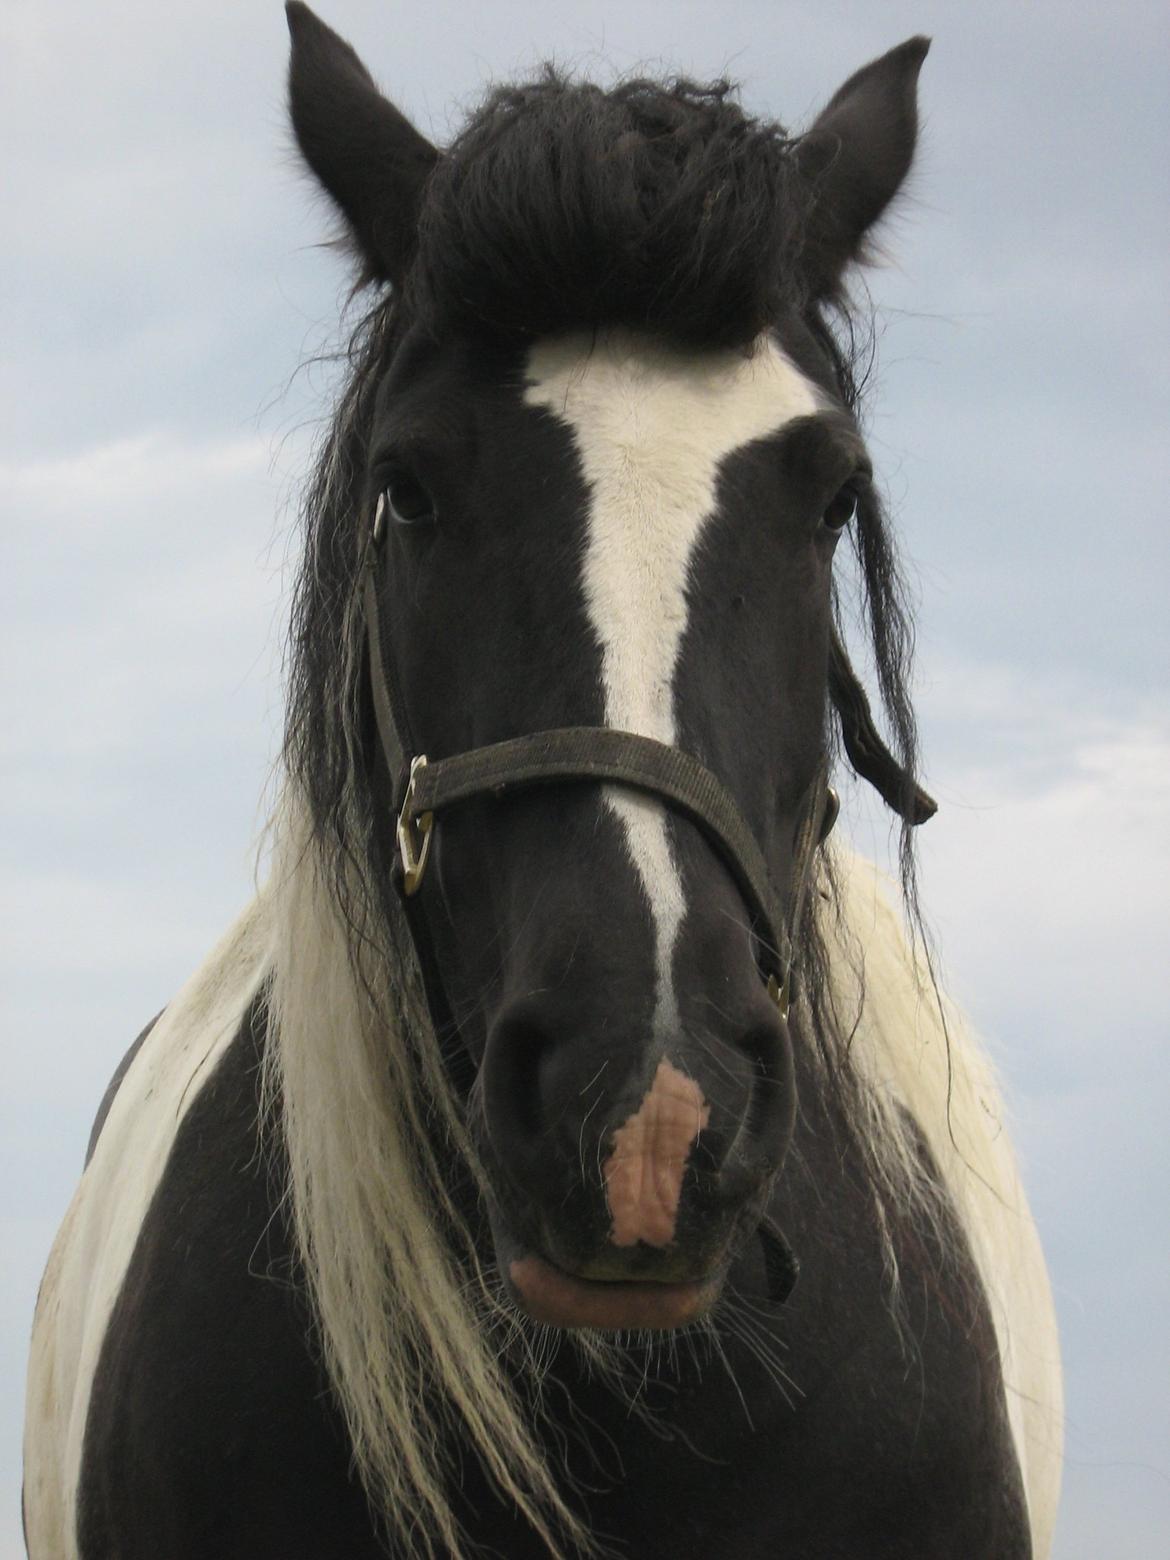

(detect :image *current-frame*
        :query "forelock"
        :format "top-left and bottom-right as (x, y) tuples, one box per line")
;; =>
(406, 71), (810, 349)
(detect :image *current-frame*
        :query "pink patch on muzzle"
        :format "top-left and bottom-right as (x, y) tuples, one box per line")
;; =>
(603, 1058), (711, 1247)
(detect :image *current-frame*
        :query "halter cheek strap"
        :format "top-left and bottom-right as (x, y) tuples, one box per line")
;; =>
(361, 507), (836, 1016)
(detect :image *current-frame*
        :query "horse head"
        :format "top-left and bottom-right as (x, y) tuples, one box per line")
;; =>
(285, 2), (930, 1331)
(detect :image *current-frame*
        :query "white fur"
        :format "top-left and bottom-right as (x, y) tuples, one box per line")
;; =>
(525, 330), (821, 1036)
(22, 896), (272, 1560)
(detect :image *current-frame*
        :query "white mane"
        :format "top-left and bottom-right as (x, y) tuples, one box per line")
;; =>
(821, 851), (1063, 1556)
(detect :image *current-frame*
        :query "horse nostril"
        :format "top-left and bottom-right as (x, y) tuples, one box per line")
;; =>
(482, 1009), (554, 1161)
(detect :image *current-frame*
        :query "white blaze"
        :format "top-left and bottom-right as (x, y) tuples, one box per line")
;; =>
(525, 329), (820, 1035)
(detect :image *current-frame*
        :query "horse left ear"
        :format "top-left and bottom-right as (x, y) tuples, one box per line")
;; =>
(796, 37), (930, 302)
(286, 3), (439, 288)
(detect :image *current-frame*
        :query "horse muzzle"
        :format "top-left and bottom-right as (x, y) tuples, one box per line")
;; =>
(479, 981), (795, 1330)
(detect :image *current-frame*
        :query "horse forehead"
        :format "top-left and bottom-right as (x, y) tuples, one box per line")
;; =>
(522, 328), (822, 497)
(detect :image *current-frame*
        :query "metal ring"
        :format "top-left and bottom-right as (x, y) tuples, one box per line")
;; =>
(766, 972), (791, 1020)
(397, 755), (434, 896)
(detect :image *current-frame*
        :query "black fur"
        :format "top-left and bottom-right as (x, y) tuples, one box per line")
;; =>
(290, 9), (927, 339)
(59, 13), (1037, 1560)
(410, 72), (807, 347)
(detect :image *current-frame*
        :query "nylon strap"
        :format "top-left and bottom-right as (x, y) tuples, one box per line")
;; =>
(828, 630), (937, 825)
(407, 727), (830, 984)
(363, 549), (411, 802)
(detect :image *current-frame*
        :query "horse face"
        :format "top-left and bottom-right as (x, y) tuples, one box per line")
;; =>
(366, 321), (867, 1326)
(287, 3), (923, 1329)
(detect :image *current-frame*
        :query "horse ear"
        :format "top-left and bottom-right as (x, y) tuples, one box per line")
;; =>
(796, 37), (930, 302)
(285, 2), (439, 288)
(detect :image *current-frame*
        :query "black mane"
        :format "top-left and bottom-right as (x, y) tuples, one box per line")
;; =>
(408, 72), (809, 348)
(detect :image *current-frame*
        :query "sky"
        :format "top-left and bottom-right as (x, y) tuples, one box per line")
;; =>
(2, 1), (1168, 1555)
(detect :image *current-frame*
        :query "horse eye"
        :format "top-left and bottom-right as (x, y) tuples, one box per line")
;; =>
(383, 471), (434, 526)
(822, 483), (859, 533)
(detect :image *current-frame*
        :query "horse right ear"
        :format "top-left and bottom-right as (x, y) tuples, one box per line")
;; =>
(286, 3), (439, 288)
(795, 37), (930, 303)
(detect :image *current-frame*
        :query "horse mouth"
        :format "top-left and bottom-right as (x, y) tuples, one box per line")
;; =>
(506, 1251), (722, 1331)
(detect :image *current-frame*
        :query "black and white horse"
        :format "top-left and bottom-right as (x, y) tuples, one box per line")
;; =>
(24, 8), (1062, 1557)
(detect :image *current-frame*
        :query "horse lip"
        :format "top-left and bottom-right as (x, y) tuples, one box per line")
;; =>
(506, 1251), (723, 1331)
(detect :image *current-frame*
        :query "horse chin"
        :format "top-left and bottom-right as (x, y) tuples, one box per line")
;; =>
(485, 1178), (766, 1331)
(504, 1251), (723, 1332)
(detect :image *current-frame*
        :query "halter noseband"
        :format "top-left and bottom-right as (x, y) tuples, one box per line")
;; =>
(361, 495), (838, 1019)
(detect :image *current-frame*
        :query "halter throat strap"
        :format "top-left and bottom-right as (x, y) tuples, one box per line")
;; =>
(362, 537), (835, 1015)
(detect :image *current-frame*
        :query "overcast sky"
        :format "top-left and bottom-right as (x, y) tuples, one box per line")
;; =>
(2, 3), (1167, 1555)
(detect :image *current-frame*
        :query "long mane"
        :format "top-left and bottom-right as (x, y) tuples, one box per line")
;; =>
(265, 70), (1008, 1560)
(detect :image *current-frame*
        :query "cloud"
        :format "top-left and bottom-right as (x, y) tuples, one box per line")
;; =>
(1, 429), (294, 766)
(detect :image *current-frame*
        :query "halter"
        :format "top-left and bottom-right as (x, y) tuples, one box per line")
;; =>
(361, 494), (838, 1019)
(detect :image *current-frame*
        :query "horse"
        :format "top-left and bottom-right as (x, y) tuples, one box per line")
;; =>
(23, 6), (1063, 1556)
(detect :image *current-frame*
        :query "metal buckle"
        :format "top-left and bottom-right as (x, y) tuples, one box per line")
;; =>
(397, 755), (433, 897)
(766, 972), (791, 1020)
